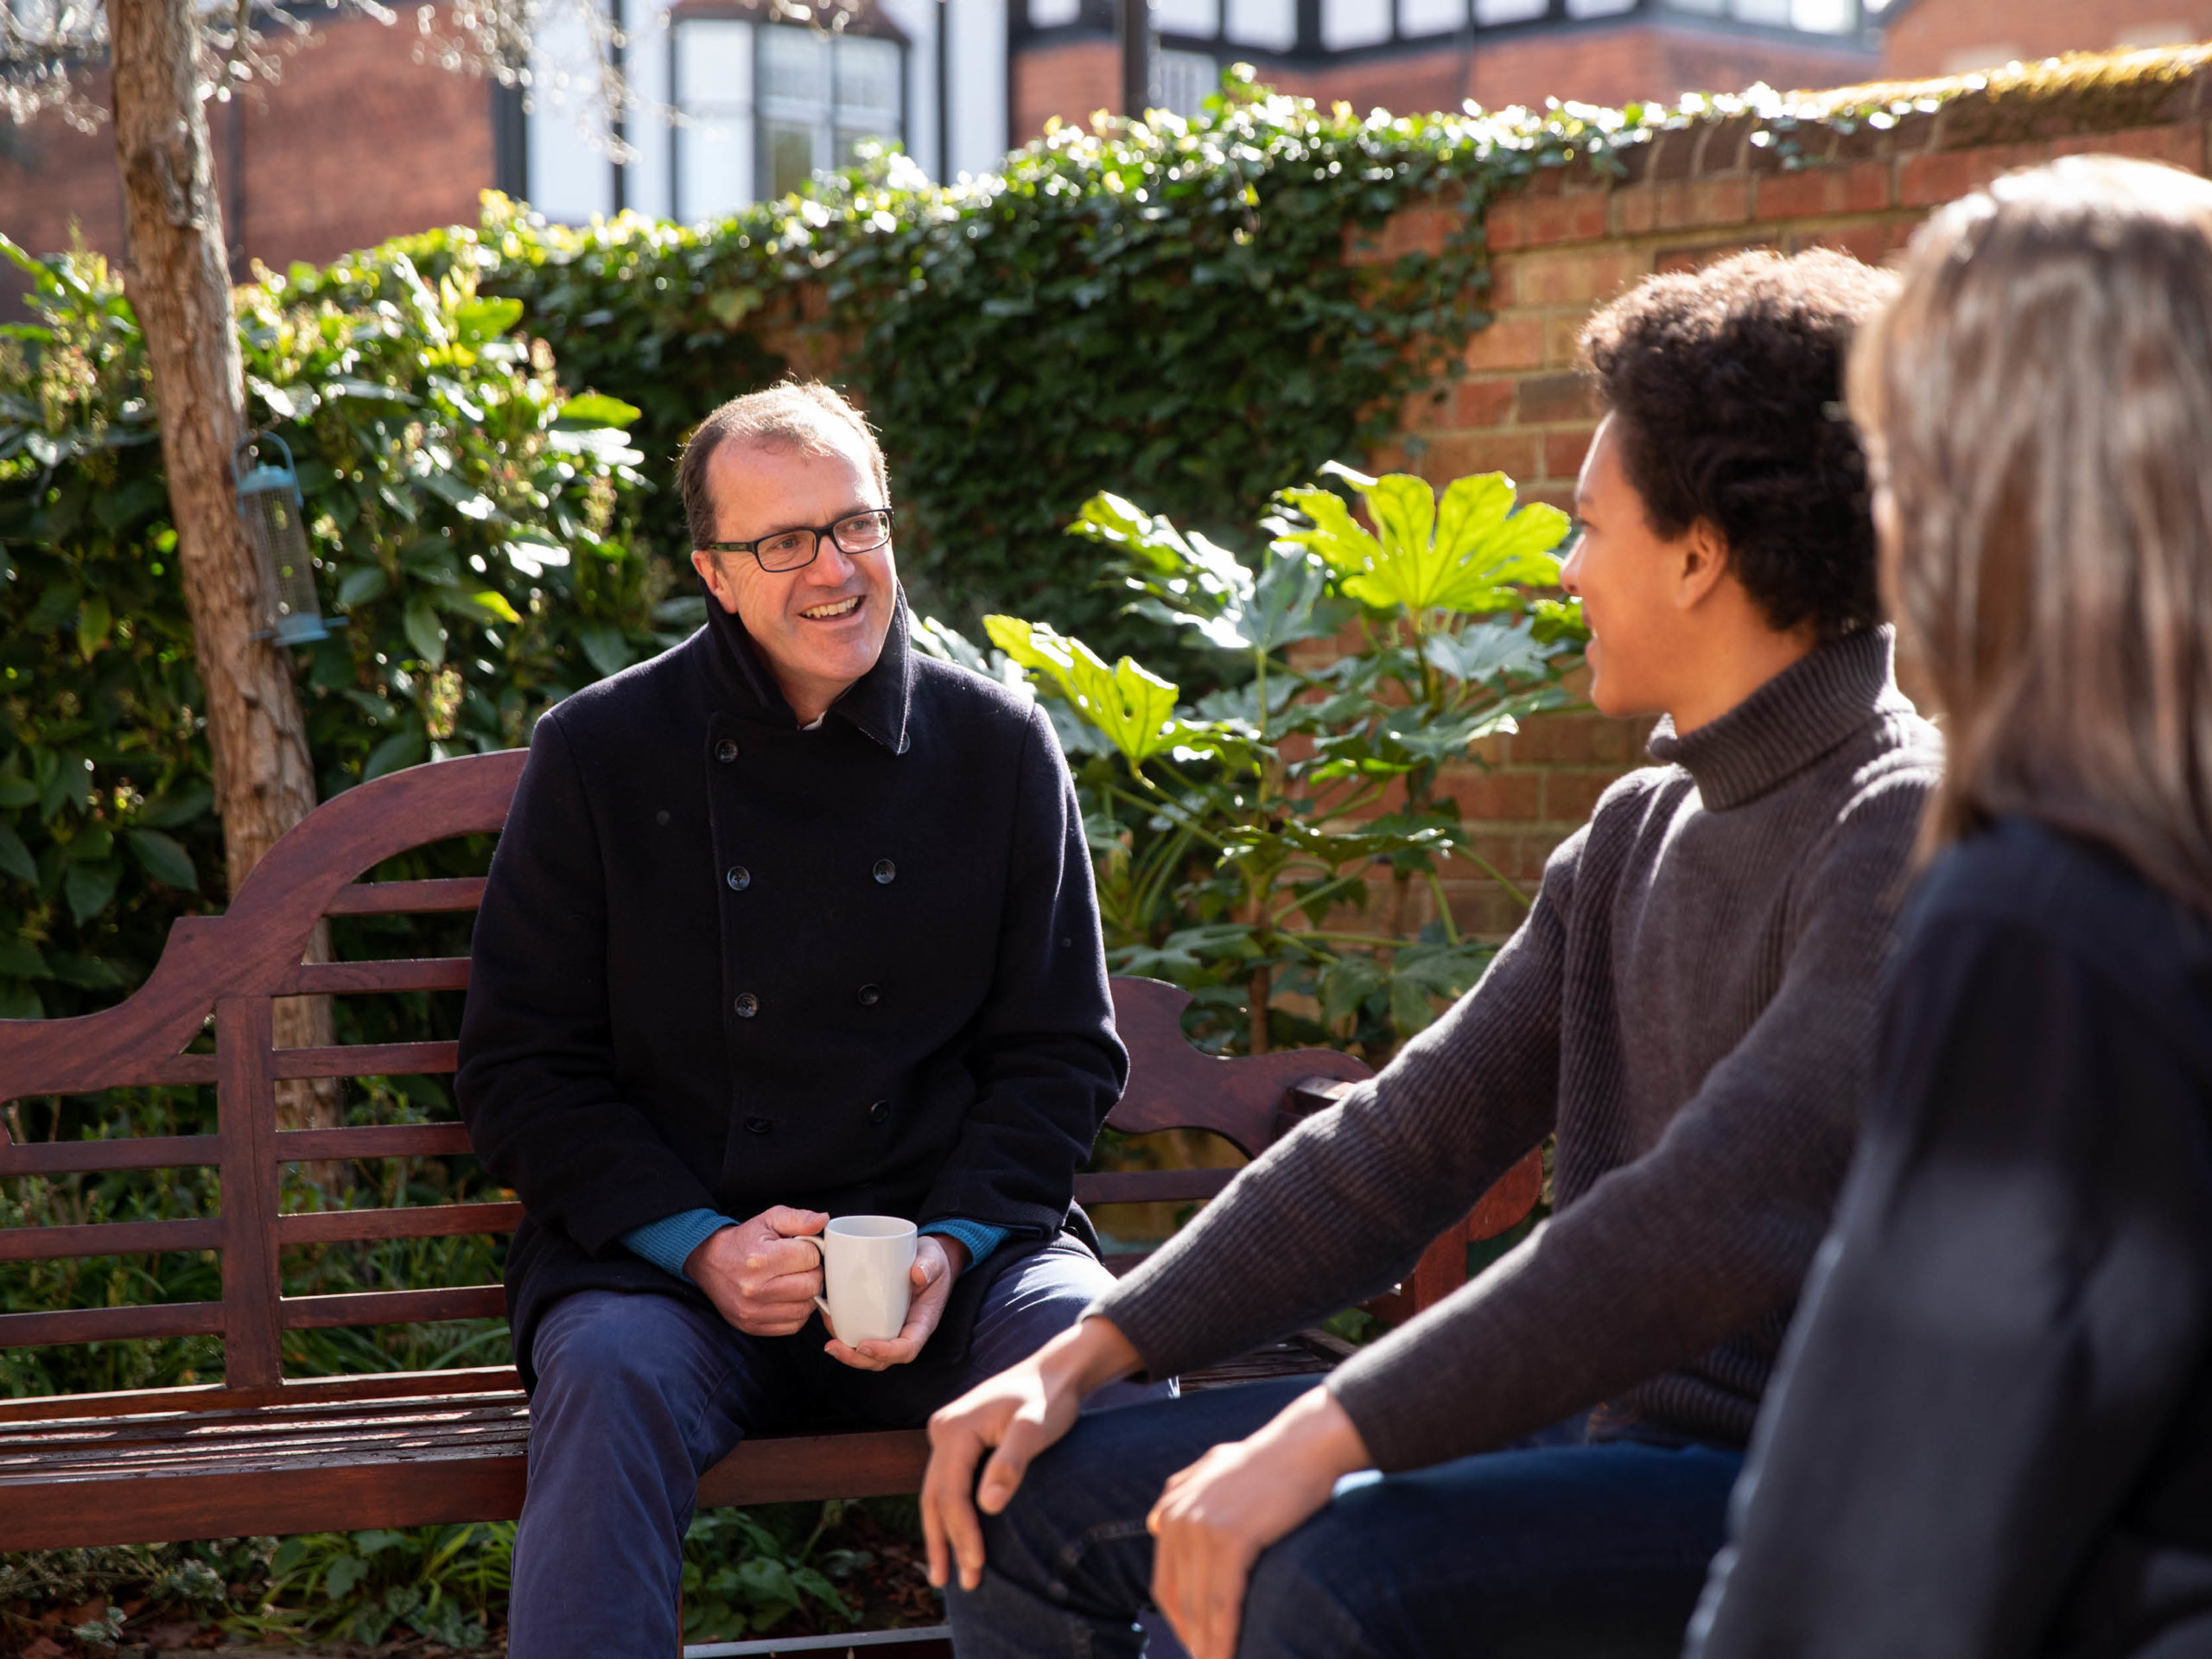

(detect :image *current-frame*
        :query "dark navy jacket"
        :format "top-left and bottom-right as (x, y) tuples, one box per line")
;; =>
(455, 590), (1127, 1388)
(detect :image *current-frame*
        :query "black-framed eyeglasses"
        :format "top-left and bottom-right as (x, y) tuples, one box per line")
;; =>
(699, 507), (893, 574)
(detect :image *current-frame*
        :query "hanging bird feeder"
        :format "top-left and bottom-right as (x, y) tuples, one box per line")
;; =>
(234, 432), (336, 646)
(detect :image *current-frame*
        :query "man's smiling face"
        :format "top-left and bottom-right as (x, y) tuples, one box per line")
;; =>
(690, 431), (897, 724)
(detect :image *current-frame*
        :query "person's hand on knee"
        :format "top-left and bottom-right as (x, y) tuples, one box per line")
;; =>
(1148, 1385), (1371, 1659)
(825, 1234), (967, 1371)
(921, 1315), (1144, 1592)
(688, 1205), (829, 1335)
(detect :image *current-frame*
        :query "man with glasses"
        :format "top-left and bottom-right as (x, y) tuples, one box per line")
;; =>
(457, 381), (1141, 1659)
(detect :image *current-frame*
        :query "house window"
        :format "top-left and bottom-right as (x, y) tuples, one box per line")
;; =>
(675, 19), (755, 221)
(758, 25), (906, 200)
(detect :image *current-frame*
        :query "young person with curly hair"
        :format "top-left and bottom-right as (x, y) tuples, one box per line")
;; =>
(922, 248), (1945, 1659)
(1689, 157), (2212, 1659)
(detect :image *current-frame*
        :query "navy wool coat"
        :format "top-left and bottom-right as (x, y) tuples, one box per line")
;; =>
(454, 590), (1128, 1388)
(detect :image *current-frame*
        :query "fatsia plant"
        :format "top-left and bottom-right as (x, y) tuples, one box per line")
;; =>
(972, 466), (1583, 1060)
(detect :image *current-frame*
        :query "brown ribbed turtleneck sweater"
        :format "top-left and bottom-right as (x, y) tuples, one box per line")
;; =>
(1093, 626), (1944, 1472)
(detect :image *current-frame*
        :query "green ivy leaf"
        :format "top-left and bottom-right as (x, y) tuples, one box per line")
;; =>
(403, 598), (448, 667)
(323, 1554), (369, 1602)
(453, 296), (524, 342)
(363, 728), (428, 782)
(126, 828), (199, 891)
(577, 623), (634, 679)
(76, 593), (113, 658)
(0, 936), (48, 977)
(138, 782), (213, 828)
(337, 565), (389, 607)
(0, 779), (35, 809)
(0, 979), (42, 1020)
(62, 859), (119, 925)
(0, 823), (33, 884)
(47, 951), (124, 989)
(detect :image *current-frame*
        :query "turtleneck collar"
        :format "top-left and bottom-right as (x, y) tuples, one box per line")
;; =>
(698, 577), (915, 754)
(1644, 624), (1905, 810)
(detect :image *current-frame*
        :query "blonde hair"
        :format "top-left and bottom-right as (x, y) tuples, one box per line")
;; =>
(1850, 154), (2212, 912)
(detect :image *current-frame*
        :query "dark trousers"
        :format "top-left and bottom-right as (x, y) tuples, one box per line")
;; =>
(946, 1377), (1745, 1659)
(508, 1239), (1163, 1659)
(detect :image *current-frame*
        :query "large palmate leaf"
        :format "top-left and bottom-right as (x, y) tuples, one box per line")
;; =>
(983, 615), (1215, 767)
(1072, 493), (1350, 653)
(1273, 463), (1570, 617)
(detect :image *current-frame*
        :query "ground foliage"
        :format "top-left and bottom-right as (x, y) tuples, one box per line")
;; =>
(0, 1497), (931, 1655)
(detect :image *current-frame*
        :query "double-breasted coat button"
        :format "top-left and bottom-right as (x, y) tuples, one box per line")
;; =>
(715, 738), (740, 763)
(857, 984), (880, 1007)
(734, 993), (760, 1017)
(725, 866), (750, 892)
(868, 1100), (891, 1125)
(873, 860), (896, 884)
(745, 1116), (772, 1135)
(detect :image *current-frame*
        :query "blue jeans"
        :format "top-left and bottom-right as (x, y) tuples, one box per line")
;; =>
(946, 1377), (1745, 1659)
(508, 1238), (1164, 1659)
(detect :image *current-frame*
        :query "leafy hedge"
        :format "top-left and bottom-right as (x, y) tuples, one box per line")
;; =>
(0, 240), (663, 1020)
(404, 75), (1637, 658)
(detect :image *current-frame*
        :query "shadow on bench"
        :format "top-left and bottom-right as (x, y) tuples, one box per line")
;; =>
(0, 750), (1541, 1554)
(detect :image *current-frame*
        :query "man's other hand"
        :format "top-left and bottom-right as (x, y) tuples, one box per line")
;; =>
(824, 1233), (967, 1372)
(687, 1205), (828, 1336)
(920, 1316), (1143, 1592)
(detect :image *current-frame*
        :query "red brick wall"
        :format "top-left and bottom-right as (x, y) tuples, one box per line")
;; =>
(1, 15), (493, 273)
(1013, 38), (1123, 138)
(1881, 0), (2212, 79)
(1356, 50), (2212, 940)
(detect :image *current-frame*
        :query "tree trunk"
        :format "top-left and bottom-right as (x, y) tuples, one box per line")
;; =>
(109, 0), (342, 1160)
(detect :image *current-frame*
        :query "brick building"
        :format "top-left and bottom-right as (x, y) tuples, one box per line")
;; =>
(1879, 0), (2212, 78)
(6, 0), (2202, 276)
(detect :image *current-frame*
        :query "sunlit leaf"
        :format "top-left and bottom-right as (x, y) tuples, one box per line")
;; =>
(983, 614), (1211, 767)
(554, 391), (643, 430)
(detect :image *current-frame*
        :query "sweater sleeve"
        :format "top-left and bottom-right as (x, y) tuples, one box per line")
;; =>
(1322, 768), (1926, 1471)
(913, 703), (1129, 1237)
(1686, 913), (2212, 1659)
(1089, 821), (1579, 1381)
(456, 715), (721, 1254)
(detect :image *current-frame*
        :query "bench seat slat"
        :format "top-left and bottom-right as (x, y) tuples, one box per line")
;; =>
(280, 1286), (507, 1328)
(0, 1135), (221, 1176)
(0, 1217), (223, 1262)
(275, 1202), (523, 1245)
(0, 1335), (1349, 1550)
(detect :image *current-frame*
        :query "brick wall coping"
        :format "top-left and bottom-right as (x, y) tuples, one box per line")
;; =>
(1485, 42), (2212, 199)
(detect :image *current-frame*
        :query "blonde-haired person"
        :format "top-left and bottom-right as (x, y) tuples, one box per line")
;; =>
(1688, 155), (2212, 1659)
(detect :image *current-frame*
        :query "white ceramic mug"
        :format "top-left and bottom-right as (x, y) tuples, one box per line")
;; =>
(794, 1215), (917, 1345)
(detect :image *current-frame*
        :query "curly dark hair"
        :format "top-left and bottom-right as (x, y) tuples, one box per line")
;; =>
(1580, 249), (1900, 639)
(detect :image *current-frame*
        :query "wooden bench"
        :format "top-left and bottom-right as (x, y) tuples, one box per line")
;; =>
(0, 749), (1541, 1554)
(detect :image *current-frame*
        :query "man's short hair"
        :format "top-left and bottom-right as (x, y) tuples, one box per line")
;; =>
(1579, 249), (1900, 640)
(678, 381), (891, 549)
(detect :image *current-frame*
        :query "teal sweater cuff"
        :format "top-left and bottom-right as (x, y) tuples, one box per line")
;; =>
(621, 1207), (734, 1283)
(622, 1211), (1008, 1283)
(921, 1218), (1010, 1274)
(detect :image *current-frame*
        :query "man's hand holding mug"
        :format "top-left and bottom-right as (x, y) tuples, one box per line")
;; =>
(686, 1208), (966, 1370)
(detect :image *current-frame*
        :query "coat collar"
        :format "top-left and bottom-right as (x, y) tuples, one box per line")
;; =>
(1644, 624), (1904, 811)
(699, 578), (915, 754)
